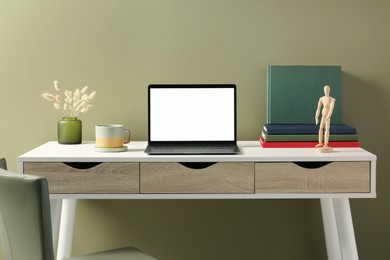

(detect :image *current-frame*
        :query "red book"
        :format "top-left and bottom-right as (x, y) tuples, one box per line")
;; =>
(259, 136), (360, 148)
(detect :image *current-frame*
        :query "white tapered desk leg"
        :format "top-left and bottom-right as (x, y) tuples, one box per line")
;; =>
(333, 198), (359, 260)
(50, 199), (63, 251)
(321, 198), (342, 260)
(56, 199), (77, 260)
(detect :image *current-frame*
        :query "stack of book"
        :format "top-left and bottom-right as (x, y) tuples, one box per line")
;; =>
(260, 124), (360, 148)
(261, 65), (360, 148)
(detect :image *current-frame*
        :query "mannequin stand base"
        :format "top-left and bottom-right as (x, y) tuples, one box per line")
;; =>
(316, 146), (333, 153)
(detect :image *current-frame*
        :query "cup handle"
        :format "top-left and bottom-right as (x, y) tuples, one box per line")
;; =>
(124, 128), (131, 144)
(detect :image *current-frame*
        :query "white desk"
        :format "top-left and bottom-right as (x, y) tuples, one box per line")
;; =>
(18, 141), (377, 260)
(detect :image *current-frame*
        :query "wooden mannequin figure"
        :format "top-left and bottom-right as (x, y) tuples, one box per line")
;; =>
(315, 85), (336, 152)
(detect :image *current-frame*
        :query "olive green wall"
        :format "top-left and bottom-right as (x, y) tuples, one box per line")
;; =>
(1, 0), (389, 259)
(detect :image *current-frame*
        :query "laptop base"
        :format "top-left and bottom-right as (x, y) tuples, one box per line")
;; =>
(145, 144), (240, 155)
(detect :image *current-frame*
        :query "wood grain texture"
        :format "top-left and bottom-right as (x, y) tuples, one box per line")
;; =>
(23, 162), (139, 194)
(140, 162), (254, 194)
(255, 162), (370, 193)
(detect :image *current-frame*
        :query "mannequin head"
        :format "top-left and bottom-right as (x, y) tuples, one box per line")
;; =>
(324, 85), (331, 95)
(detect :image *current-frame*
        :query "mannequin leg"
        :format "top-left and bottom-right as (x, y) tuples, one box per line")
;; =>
(324, 119), (331, 147)
(316, 119), (325, 147)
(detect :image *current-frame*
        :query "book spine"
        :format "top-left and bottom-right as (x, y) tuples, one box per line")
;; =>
(262, 132), (359, 142)
(263, 124), (357, 135)
(259, 136), (360, 148)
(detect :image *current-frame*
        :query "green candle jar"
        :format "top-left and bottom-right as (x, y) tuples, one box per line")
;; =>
(57, 117), (82, 144)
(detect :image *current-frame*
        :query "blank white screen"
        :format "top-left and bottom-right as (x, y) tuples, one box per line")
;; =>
(150, 87), (235, 141)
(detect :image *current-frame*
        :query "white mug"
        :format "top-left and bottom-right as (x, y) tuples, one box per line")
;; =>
(95, 124), (131, 148)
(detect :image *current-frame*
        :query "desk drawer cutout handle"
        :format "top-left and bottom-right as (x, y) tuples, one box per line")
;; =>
(63, 162), (102, 170)
(179, 162), (216, 170)
(293, 162), (331, 169)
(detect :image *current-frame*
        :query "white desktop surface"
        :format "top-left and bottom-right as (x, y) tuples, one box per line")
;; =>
(19, 141), (376, 163)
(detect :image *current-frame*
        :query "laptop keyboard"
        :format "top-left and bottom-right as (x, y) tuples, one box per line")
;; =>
(146, 143), (240, 154)
(153, 143), (236, 150)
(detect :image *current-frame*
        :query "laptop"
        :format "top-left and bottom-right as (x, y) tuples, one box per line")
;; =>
(145, 84), (240, 155)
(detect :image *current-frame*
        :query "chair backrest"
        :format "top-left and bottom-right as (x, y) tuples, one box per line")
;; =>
(0, 158), (6, 170)
(0, 169), (54, 260)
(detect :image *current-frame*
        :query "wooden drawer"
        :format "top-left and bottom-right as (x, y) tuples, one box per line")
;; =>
(140, 162), (254, 194)
(23, 162), (139, 194)
(255, 162), (370, 193)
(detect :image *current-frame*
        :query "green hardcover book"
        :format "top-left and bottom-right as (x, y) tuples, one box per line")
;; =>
(266, 65), (342, 124)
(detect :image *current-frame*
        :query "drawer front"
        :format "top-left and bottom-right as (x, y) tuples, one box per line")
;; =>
(23, 162), (139, 194)
(255, 162), (370, 193)
(140, 162), (254, 194)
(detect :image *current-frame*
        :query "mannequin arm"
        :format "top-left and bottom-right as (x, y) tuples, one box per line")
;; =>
(315, 99), (322, 125)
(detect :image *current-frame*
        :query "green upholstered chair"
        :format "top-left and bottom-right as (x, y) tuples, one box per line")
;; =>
(0, 169), (157, 260)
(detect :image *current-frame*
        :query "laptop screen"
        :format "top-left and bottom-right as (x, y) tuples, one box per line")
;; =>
(148, 85), (236, 142)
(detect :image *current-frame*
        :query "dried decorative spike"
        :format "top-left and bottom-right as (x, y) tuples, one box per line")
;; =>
(81, 86), (88, 94)
(42, 93), (55, 101)
(54, 81), (61, 92)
